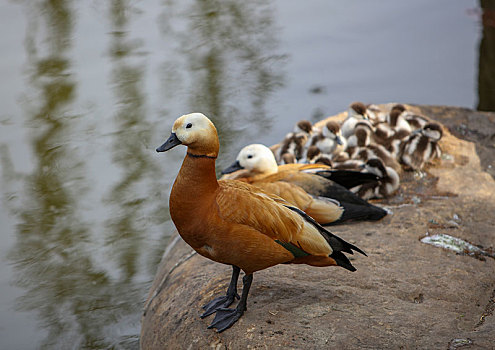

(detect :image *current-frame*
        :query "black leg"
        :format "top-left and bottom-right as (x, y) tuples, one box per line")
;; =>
(207, 273), (253, 332)
(200, 265), (240, 318)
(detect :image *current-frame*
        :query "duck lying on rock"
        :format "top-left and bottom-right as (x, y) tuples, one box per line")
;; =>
(156, 113), (367, 332)
(222, 143), (387, 224)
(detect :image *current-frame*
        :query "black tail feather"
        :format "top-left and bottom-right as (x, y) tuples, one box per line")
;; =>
(284, 205), (367, 258)
(329, 251), (356, 272)
(315, 170), (380, 189)
(333, 202), (387, 224)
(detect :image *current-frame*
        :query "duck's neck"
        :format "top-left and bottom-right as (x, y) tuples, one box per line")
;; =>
(170, 152), (219, 212)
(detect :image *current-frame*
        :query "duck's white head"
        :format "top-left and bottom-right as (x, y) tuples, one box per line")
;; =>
(222, 144), (278, 175)
(156, 112), (219, 157)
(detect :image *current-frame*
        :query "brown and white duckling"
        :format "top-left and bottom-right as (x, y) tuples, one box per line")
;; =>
(345, 120), (374, 159)
(366, 104), (387, 125)
(374, 105), (411, 141)
(307, 121), (346, 156)
(294, 119), (314, 135)
(341, 102), (370, 138)
(353, 144), (402, 174)
(332, 159), (365, 171)
(352, 158), (400, 200)
(306, 146), (333, 167)
(276, 120), (314, 163)
(399, 122), (443, 170)
(386, 104), (412, 139)
(403, 112), (430, 131)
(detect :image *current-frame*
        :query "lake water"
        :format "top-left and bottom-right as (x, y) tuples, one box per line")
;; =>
(0, 1), (488, 349)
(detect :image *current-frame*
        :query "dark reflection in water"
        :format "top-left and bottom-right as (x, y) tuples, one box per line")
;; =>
(159, 0), (286, 162)
(106, 0), (161, 284)
(6, 1), (117, 349)
(477, 0), (495, 111)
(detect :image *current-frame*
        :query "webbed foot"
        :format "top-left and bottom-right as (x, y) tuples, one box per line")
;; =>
(200, 292), (240, 318)
(207, 307), (244, 332)
(207, 273), (253, 332)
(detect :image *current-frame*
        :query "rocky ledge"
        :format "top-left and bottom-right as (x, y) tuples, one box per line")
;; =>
(141, 105), (495, 349)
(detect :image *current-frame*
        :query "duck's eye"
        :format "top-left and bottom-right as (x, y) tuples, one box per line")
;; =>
(247, 155), (253, 159)
(186, 123), (192, 129)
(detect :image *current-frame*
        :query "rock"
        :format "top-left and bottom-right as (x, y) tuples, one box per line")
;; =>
(140, 105), (495, 349)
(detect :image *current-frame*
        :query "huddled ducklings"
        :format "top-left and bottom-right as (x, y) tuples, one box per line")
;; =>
(277, 120), (314, 163)
(272, 102), (443, 200)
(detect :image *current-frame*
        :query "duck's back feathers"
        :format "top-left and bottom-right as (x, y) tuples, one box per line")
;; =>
(216, 180), (333, 258)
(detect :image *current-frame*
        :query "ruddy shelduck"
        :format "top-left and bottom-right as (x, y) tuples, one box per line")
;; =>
(156, 113), (367, 332)
(221, 144), (344, 225)
(222, 144), (388, 223)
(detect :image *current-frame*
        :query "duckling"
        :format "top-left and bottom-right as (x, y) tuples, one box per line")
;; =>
(280, 152), (296, 164)
(276, 120), (314, 164)
(345, 120), (374, 159)
(156, 113), (366, 332)
(352, 158), (400, 200)
(399, 122), (443, 170)
(277, 132), (308, 163)
(222, 144), (387, 223)
(307, 121), (346, 156)
(294, 119), (314, 135)
(403, 112), (430, 131)
(341, 102), (369, 138)
(306, 145), (333, 167)
(373, 106), (412, 153)
(366, 104), (387, 125)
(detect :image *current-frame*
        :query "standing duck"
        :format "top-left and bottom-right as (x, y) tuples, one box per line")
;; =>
(222, 143), (387, 223)
(156, 113), (366, 332)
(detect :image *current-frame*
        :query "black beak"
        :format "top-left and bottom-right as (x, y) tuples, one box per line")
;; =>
(156, 133), (182, 152)
(221, 160), (244, 174)
(336, 136), (344, 145)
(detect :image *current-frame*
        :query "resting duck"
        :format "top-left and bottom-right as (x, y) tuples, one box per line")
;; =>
(221, 144), (344, 225)
(222, 143), (387, 223)
(156, 113), (366, 332)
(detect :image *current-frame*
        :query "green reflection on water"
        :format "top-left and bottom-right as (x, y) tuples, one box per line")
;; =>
(1, 0), (285, 348)
(6, 1), (120, 349)
(105, 0), (171, 285)
(159, 0), (286, 162)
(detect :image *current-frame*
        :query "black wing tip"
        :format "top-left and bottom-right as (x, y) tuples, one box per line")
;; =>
(284, 204), (367, 257)
(316, 170), (381, 189)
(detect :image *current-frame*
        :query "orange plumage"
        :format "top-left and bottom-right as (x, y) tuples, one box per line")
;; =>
(222, 144), (387, 223)
(156, 113), (366, 332)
